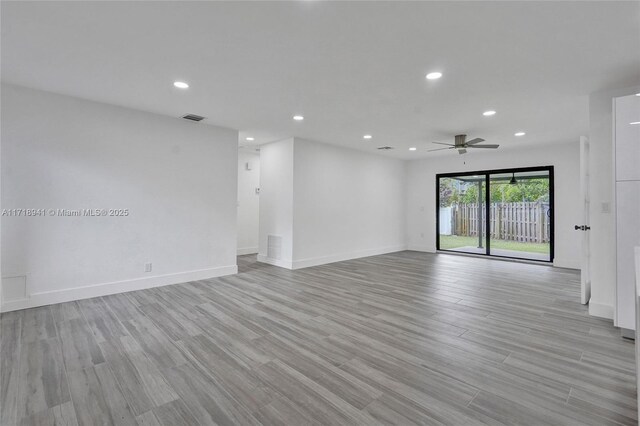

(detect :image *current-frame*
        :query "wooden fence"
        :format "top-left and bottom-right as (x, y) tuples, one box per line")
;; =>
(448, 202), (550, 243)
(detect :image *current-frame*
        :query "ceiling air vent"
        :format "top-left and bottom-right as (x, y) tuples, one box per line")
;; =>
(182, 114), (206, 122)
(377, 146), (394, 150)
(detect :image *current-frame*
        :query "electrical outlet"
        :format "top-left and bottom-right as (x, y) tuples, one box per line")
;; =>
(145, 263), (152, 272)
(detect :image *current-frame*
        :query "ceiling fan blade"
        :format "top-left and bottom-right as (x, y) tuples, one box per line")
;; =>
(458, 149), (467, 155)
(465, 138), (485, 145)
(468, 144), (500, 149)
(427, 147), (455, 152)
(432, 142), (455, 146)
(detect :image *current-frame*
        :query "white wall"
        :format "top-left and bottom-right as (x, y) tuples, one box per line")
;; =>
(258, 138), (295, 268)
(614, 94), (640, 330)
(1, 84), (238, 312)
(291, 138), (406, 268)
(406, 142), (581, 269)
(237, 148), (260, 255)
(588, 85), (640, 320)
(258, 137), (406, 269)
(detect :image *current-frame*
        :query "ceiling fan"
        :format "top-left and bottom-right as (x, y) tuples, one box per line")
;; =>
(428, 134), (499, 154)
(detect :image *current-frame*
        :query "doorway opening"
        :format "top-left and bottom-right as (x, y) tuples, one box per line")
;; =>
(237, 147), (261, 260)
(437, 166), (554, 262)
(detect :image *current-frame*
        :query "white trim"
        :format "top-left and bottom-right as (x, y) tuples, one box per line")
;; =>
(0, 265), (237, 313)
(553, 257), (581, 270)
(291, 245), (407, 270)
(407, 244), (436, 253)
(256, 255), (293, 269)
(589, 299), (614, 320)
(237, 247), (259, 255)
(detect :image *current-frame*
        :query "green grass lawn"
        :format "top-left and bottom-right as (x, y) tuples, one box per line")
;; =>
(439, 235), (550, 254)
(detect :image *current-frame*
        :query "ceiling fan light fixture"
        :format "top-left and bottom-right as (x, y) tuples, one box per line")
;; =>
(430, 134), (497, 154)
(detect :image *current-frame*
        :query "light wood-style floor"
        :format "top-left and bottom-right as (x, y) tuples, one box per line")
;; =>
(1, 251), (636, 425)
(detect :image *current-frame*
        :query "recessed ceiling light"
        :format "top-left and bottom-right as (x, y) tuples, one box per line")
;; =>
(636, 93), (640, 96)
(409, 147), (417, 151)
(630, 121), (640, 125)
(246, 137), (255, 141)
(293, 115), (304, 121)
(483, 110), (496, 116)
(426, 72), (442, 80)
(363, 135), (372, 139)
(514, 132), (526, 136)
(173, 81), (189, 89)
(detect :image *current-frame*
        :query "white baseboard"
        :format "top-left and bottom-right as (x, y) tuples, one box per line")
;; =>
(589, 300), (614, 320)
(0, 265), (237, 313)
(256, 255), (293, 269)
(553, 257), (580, 270)
(407, 244), (436, 253)
(291, 245), (407, 270)
(237, 247), (258, 256)
(257, 246), (407, 270)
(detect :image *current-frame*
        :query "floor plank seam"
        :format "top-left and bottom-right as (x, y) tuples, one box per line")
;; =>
(49, 305), (77, 424)
(565, 387), (574, 404)
(467, 389), (481, 408)
(9, 313), (24, 426)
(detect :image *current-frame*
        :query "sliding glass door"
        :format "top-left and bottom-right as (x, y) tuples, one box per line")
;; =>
(438, 174), (486, 254)
(437, 166), (553, 262)
(488, 170), (552, 261)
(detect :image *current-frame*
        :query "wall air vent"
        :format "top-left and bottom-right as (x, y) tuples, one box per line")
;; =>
(182, 114), (206, 122)
(2, 275), (27, 302)
(377, 146), (394, 150)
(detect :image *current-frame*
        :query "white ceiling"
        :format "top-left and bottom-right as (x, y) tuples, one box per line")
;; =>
(2, 1), (639, 159)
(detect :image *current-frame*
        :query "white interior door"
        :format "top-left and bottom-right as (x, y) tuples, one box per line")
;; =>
(580, 136), (591, 305)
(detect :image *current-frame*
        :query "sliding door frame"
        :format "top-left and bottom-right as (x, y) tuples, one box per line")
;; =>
(436, 165), (554, 263)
